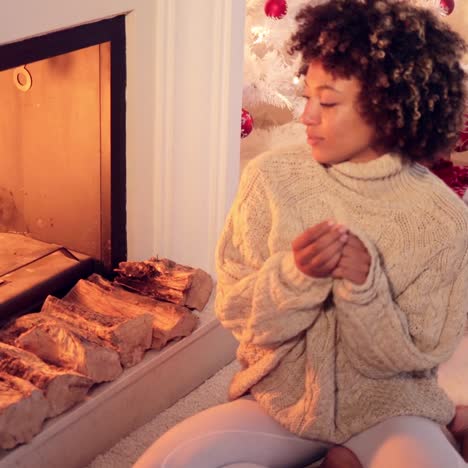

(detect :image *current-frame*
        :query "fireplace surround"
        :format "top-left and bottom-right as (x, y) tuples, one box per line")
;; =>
(0, 16), (127, 271)
(0, 1), (245, 466)
(0, 17), (127, 319)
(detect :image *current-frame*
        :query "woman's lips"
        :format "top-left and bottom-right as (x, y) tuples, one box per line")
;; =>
(307, 136), (323, 146)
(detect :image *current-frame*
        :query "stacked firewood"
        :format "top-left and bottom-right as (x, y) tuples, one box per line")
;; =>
(0, 258), (213, 450)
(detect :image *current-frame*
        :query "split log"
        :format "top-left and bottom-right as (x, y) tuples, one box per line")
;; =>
(88, 274), (199, 349)
(41, 295), (151, 369)
(114, 257), (213, 311)
(0, 372), (49, 450)
(0, 313), (122, 383)
(64, 280), (153, 365)
(0, 342), (93, 417)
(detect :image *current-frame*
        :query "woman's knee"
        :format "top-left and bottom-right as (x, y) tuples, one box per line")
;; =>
(133, 401), (252, 468)
(345, 416), (465, 468)
(134, 430), (261, 468)
(133, 398), (328, 468)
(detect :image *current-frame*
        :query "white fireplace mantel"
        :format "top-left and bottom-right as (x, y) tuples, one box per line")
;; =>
(1, 0), (246, 276)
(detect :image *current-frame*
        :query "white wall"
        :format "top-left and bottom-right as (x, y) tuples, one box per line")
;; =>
(0, 0), (246, 275)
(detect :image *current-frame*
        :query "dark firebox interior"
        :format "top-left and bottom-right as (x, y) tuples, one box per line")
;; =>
(0, 17), (127, 321)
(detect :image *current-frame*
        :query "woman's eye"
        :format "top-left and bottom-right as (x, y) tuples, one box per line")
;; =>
(301, 96), (336, 107)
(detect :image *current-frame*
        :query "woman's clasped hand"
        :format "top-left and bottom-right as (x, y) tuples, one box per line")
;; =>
(292, 220), (371, 285)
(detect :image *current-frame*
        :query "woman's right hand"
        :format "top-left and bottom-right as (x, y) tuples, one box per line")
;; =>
(292, 220), (348, 278)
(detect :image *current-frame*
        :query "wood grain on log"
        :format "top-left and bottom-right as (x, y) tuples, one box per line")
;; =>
(0, 312), (122, 383)
(41, 295), (151, 369)
(0, 372), (49, 450)
(64, 280), (153, 366)
(0, 342), (92, 417)
(114, 257), (213, 311)
(88, 274), (199, 349)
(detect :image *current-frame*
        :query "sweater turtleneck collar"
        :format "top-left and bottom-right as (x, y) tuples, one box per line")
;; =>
(328, 152), (405, 180)
(321, 152), (426, 202)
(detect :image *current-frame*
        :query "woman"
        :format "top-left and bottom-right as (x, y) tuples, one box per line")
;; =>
(134, 1), (468, 466)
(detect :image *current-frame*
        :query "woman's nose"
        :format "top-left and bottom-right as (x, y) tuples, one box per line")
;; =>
(300, 101), (321, 125)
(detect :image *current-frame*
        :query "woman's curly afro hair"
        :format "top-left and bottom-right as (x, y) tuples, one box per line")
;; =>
(288, 0), (467, 163)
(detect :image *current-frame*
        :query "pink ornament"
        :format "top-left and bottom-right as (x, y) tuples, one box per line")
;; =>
(264, 0), (288, 19)
(241, 108), (254, 138)
(455, 112), (468, 153)
(440, 0), (455, 15)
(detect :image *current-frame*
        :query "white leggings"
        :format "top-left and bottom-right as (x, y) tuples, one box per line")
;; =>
(133, 397), (466, 468)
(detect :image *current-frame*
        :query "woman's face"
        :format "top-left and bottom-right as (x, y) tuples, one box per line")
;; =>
(300, 61), (383, 165)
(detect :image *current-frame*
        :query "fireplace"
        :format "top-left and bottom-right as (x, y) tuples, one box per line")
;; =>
(0, 0), (245, 273)
(0, 1), (245, 467)
(0, 17), (127, 320)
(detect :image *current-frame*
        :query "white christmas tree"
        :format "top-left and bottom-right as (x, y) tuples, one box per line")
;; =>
(241, 0), (459, 168)
(241, 0), (311, 167)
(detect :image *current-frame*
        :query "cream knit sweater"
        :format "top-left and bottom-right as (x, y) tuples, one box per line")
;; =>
(215, 145), (468, 444)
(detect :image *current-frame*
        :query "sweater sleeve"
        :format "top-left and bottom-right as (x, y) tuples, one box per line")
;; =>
(333, 230), (468, 379)
(215, 161), (333, 346)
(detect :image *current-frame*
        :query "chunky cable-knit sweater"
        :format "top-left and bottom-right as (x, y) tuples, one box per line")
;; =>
(215, 145), (468, 444)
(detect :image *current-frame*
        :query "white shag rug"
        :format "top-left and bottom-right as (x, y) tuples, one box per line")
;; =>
(87, 360), (241, 468)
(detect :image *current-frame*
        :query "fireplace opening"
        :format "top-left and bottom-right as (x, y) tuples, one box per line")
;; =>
(0, 17), (127, 320)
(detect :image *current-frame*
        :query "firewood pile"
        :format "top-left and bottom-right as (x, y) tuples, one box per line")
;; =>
(0, 257), (212, 450)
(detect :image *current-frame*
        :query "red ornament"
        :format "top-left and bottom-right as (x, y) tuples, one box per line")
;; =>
(440, 0), (455, 15)
(241, 108), (254, 138)
(264, 0), (288, 19)
(455, 112), (468, 153)
(430, 158), (468, 199)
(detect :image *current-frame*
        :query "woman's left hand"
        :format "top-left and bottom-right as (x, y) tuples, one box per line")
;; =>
(331, 233), (371, 285)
